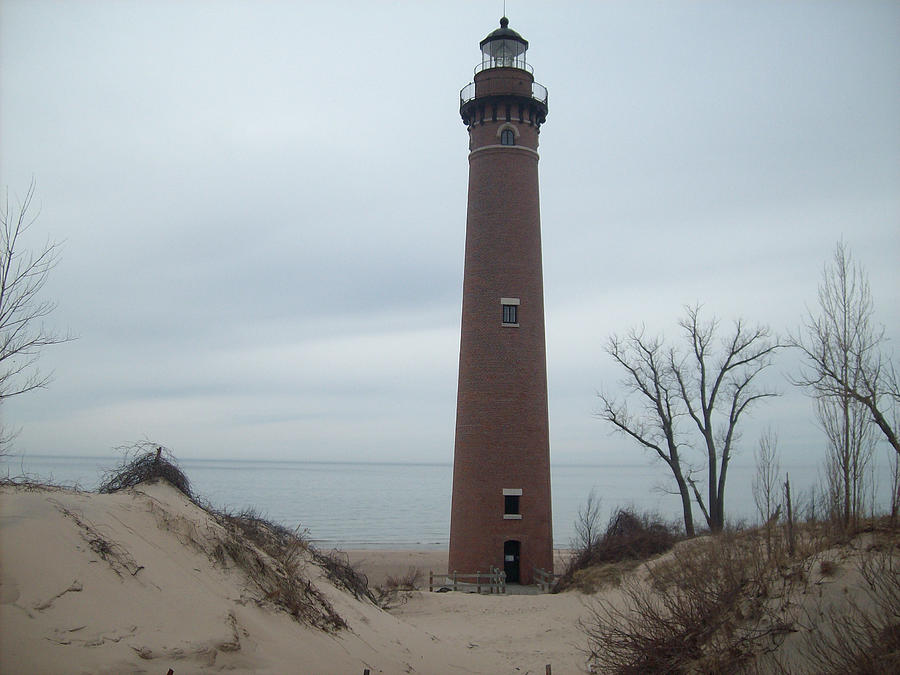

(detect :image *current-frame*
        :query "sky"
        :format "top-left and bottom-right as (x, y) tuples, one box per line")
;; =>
(1, 2), (898, 479)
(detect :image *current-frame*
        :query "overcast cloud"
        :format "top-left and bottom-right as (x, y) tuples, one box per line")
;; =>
(1, 1), (897, 470)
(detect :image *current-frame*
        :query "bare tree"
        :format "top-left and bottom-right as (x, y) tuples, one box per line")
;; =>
(818, 393), (875, 528)
(0, 183), (71, 446)
(889, 444), (900, 524)
(791, 241), (899, 458)
(573, 489), (604, 552)
(672, 305), (781, 531)
(598, 306), (780, 534)
(753, 428), (781, 559)
(598, 328), (696, 536)
(753, 428), (781, 523)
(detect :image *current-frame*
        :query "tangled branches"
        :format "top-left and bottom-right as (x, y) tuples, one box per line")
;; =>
(98, 442), (192, 498)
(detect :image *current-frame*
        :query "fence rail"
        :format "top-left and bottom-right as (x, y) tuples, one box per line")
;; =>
(533, 566), (555, 592)
(429, 567), (506, 594)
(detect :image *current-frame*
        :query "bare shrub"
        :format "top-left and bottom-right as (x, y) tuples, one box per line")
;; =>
(384, 566), (423, 591)
(0, 474), (82, 491)
(581, 532), (798, 673)
(818, 559), (839, 577)
(98, 442), (192, 499)
(311, 548), (373, 602)
(374, 566), (423, 609)
(211, 508), (347, 631)
(220, 507), (304, 561)
(801, 541), (900, 674)
(573, 489), (603, 552)
(556, 507), (679, 593)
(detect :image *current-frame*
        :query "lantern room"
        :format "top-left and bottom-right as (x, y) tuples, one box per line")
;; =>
(478, 16), (530, 73)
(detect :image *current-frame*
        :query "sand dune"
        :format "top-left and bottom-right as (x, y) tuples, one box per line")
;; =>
(3, 479), (893, 673)
(0, 481), (594, 673)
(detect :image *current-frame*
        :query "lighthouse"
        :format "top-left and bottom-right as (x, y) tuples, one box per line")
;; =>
(449, 17), (552, 585)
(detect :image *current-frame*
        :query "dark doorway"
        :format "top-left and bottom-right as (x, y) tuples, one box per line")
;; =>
(503, 540), (521, 583)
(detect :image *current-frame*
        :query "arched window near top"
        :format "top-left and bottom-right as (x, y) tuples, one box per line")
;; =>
(500, 128), (515, 146)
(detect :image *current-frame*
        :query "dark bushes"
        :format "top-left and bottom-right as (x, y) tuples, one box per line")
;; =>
(555, 507), (679, 592)
(98, 442), (192, 499)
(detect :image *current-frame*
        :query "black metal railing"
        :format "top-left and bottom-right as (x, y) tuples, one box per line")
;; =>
(459, 80), (549, 107)
(474, 59), (534, 76)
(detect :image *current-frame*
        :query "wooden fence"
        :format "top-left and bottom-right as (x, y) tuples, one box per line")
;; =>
(533, 566), (555, 592)
(428, 567), (506, 594)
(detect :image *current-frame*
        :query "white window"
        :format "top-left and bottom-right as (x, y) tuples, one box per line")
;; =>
(503, 488), (522, 519)
(501, 297), (520, 326)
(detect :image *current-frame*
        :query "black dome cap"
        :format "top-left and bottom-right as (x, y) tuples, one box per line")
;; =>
(480, 17), (528, 51)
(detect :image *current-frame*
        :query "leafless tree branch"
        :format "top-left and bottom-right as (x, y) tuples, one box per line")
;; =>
(790, 241), (899, 457)
(598, 306), (781, 533)
(0, 182), (73, 449)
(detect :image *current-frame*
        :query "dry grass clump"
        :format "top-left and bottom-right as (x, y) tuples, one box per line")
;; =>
(0, 475), (81, 491)
(210, 507), (348, 631)
(569, 559), (639, 595)
(373, 566), (423, 609)
(311, 548), (373, 602)
(53, 501), (144, 578)
(98, 442), (192, 499)
(556, 507), (679, 593)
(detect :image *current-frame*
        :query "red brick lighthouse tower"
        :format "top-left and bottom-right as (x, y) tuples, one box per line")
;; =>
(449, 17), (552, 585)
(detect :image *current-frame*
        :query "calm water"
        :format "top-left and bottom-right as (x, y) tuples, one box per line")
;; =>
(3, 453), (890, 549)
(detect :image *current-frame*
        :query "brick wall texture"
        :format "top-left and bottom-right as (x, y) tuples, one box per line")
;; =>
(449, 67), (552, 585)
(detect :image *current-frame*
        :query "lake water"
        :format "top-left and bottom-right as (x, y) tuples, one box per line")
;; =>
(2, 453), (891, 549)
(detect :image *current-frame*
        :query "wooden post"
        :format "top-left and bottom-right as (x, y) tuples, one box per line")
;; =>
(476, 571), (481, 594)
(785, 473), (795, 556)
(453, 570), (457, 592)
(546, 665), (552, 675)
(429, 570), (433, 592)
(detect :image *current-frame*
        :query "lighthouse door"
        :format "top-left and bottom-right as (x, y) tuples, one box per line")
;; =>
(503, 540), (521, 583)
